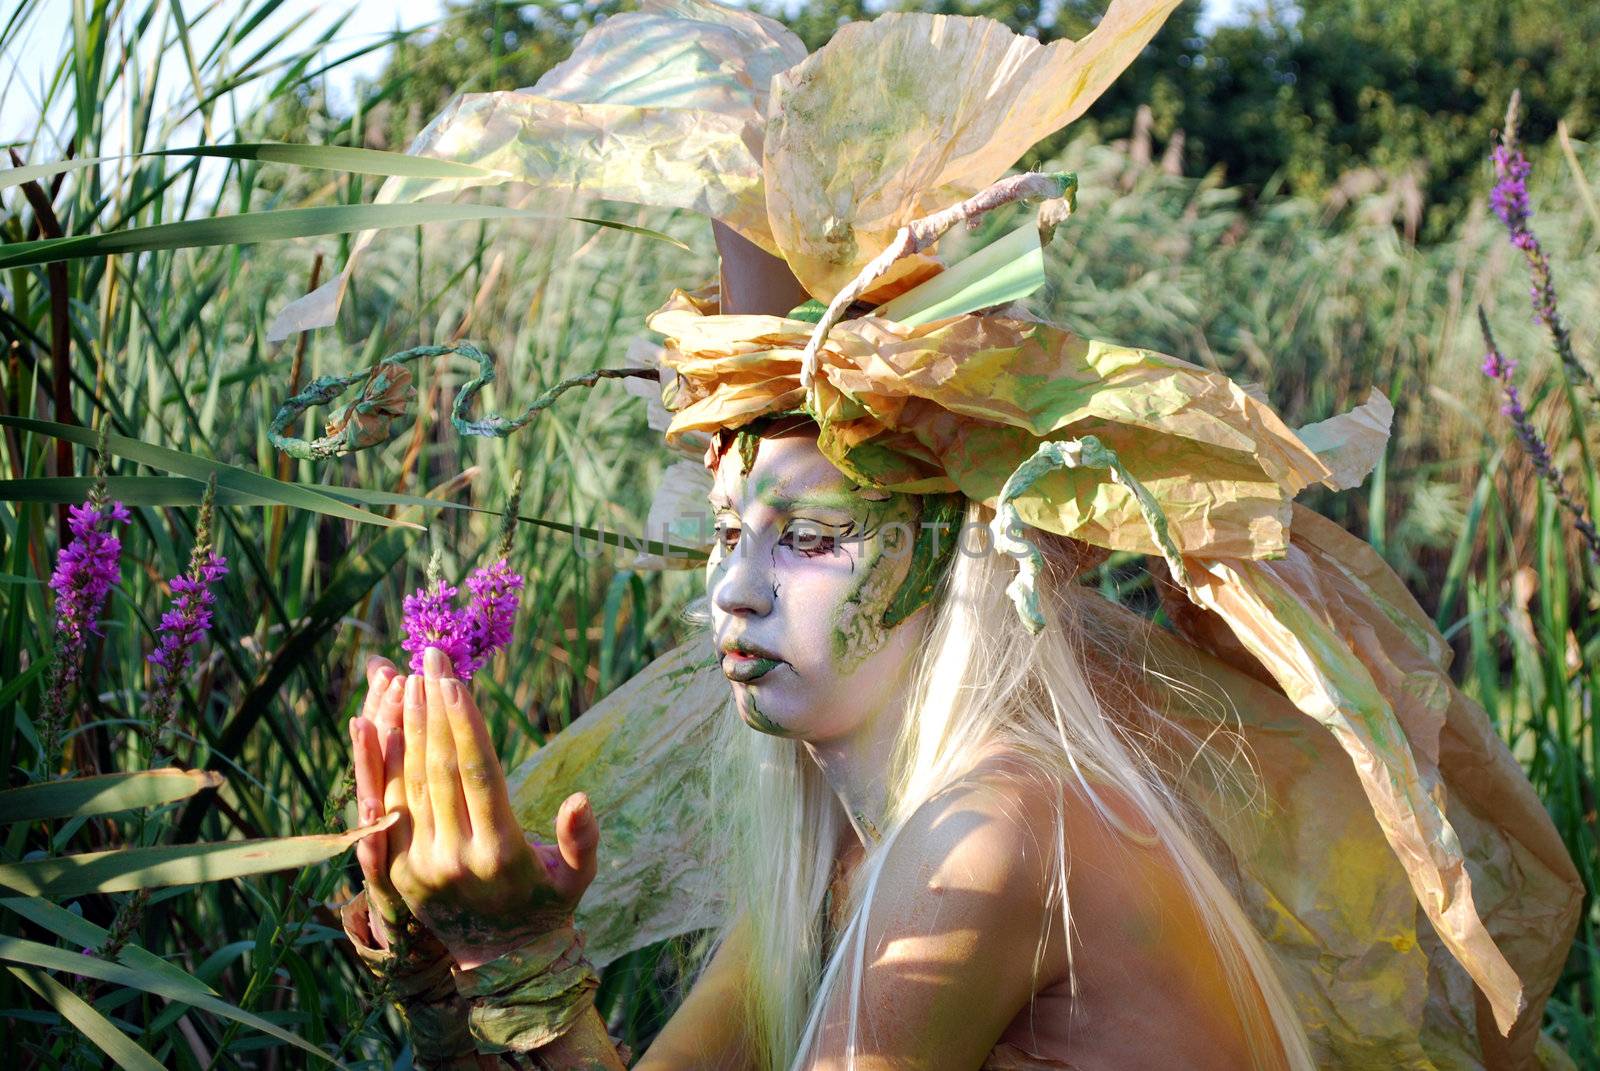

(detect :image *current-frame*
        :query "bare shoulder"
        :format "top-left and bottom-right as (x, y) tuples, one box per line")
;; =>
(881, 750), (1211, 984)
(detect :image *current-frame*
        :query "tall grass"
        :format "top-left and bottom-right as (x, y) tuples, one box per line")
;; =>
(0, 1), (1594, 1066)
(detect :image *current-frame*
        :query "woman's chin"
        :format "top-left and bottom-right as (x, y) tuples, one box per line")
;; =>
(732, 686), (808, 739)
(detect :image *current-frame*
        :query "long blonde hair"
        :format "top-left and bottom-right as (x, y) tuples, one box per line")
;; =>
(689, 494), (1315, 1071)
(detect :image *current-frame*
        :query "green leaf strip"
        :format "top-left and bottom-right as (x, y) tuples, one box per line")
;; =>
(0, 203), (686, 270)
(0, 416), (417, 530)
(0, 935), (341, 1064)
(0, 141), (496, 191)
(0, 812), (396, 898)
(0, 769), (224, 824)
(8, 965), (168, 1071)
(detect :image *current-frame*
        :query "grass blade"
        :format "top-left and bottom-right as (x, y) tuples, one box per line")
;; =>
(8, 965), (167, 1071)
(0, 769), (224, 824)
(0, 203), (689, 269)
(0, 896), (220, 996)
(0, 475), (278, 508)
(0, 417), (419, 530)
(0, 813), (396, 897)
(0, 141), (496, 191)
(0, 936), (341, 1064)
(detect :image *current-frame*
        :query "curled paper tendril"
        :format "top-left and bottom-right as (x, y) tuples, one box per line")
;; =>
(799, 170), (1079, 395)
(990, 436), (1188, 634)
(268, 341), (659, 460)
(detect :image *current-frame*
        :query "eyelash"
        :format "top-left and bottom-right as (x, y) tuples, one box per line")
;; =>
(713, 521), (844, 558)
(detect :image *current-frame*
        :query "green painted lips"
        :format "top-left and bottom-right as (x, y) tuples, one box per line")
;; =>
(722, 648), (783, 683)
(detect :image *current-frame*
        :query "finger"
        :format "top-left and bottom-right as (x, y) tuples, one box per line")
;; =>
(377, 674), (407, 816)
(361, 656), (398, 723)
(350, 718), (388, 874)
(440, 664), (517, 841)
(423, 646), (470, 844)
(549, 792), (600, 903)
(403, 672), (433, 849)
(356, 796), (398, 895)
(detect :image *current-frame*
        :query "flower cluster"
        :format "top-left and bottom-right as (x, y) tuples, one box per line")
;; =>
(148, 551), (229, 683)
(1489, 121), (1595, 404)
(401, 560), (525, 680)
(400, 576), (475, 674)
(1489, 144), (1533, 242)
(1479, 308), (1600, 563)
(48, 498), (132, 683)
(146, 477), (230, 756)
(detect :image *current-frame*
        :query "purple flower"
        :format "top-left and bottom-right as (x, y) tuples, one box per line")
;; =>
(399, 560), (524, 681)
(460, 558), (525, 677)
(145, 477), (229, 757)
(1489, 144), (1531, 231)
(401, 577), (474, 676)
(147, 551), (229, 681)
(1490, 117), (1596, 405)
(48, 499), (131, 683)
(1478, 307), (1600, 563)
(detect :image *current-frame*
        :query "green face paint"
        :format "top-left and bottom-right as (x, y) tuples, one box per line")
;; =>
(881, 491), (963, 629)
(740, 692), (801, 737)
(707, 426), (957, 745)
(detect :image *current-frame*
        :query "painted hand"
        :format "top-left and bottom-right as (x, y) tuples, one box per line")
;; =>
(388, 646), (600, 970)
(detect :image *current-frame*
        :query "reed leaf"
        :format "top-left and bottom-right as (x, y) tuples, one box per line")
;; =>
(0, 936), (339, 1064)
(0, 769), (223, 824)
(0, 812), (395, 897)
(0, 203), (689, 269)
(0, 141), (494, 192)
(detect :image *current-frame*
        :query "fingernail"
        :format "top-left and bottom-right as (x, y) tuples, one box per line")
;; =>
(386, 674), (405, 697)
(424, 646), (443, 675)
(442, 678), (461, 704)
(405, 675), (423, 704)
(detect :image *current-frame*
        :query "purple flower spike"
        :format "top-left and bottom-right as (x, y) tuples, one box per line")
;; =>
(1478, 307), (1600, 563)
(48, 499), (131, 683)
(146, 476), (229, 758)
(147, 551), (229, 683)
(1490, 110), (1597, 404)
(461, 558), (525, 678)
(401, 577), (474, 675)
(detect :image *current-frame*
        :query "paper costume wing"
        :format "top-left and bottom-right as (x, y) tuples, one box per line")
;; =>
(266, 0), (804, 340)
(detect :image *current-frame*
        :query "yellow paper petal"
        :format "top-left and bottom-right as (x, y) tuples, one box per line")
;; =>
(649, 292), (1337, 559)
(762, 0), (1183, 297)
(1294, 387), (1395, 491)
(1182, 548), (1568, 1041)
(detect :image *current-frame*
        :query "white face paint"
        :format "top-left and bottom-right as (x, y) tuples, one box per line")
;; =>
(705, 428), (927, 744)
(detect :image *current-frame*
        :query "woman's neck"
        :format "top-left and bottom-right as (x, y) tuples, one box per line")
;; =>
(803, 689), (905, 848)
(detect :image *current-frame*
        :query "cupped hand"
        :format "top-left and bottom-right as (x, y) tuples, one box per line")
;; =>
(387, 646), (600, 970)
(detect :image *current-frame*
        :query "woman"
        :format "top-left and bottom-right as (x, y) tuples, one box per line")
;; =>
(344, 413), (1312, 1069)
(299, 0), (1581, 1067)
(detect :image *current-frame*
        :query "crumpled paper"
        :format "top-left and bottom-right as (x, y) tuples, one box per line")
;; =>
(267, 0), (803, 340)
(648, 285), (1388, 560)
(267, 0), (1180, 337)
(762, 0), (1183, 297)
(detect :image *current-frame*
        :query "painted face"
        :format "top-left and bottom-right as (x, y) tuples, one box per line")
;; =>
(706, 428), (927, 744)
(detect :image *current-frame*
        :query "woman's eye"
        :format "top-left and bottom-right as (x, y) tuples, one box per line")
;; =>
(781, 524), (839, 557)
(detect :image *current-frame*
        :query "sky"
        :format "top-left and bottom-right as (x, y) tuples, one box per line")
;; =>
(0, 0), (1254, 153)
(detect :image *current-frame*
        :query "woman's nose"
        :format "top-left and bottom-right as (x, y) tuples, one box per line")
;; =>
(710, 538), (775, 618)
